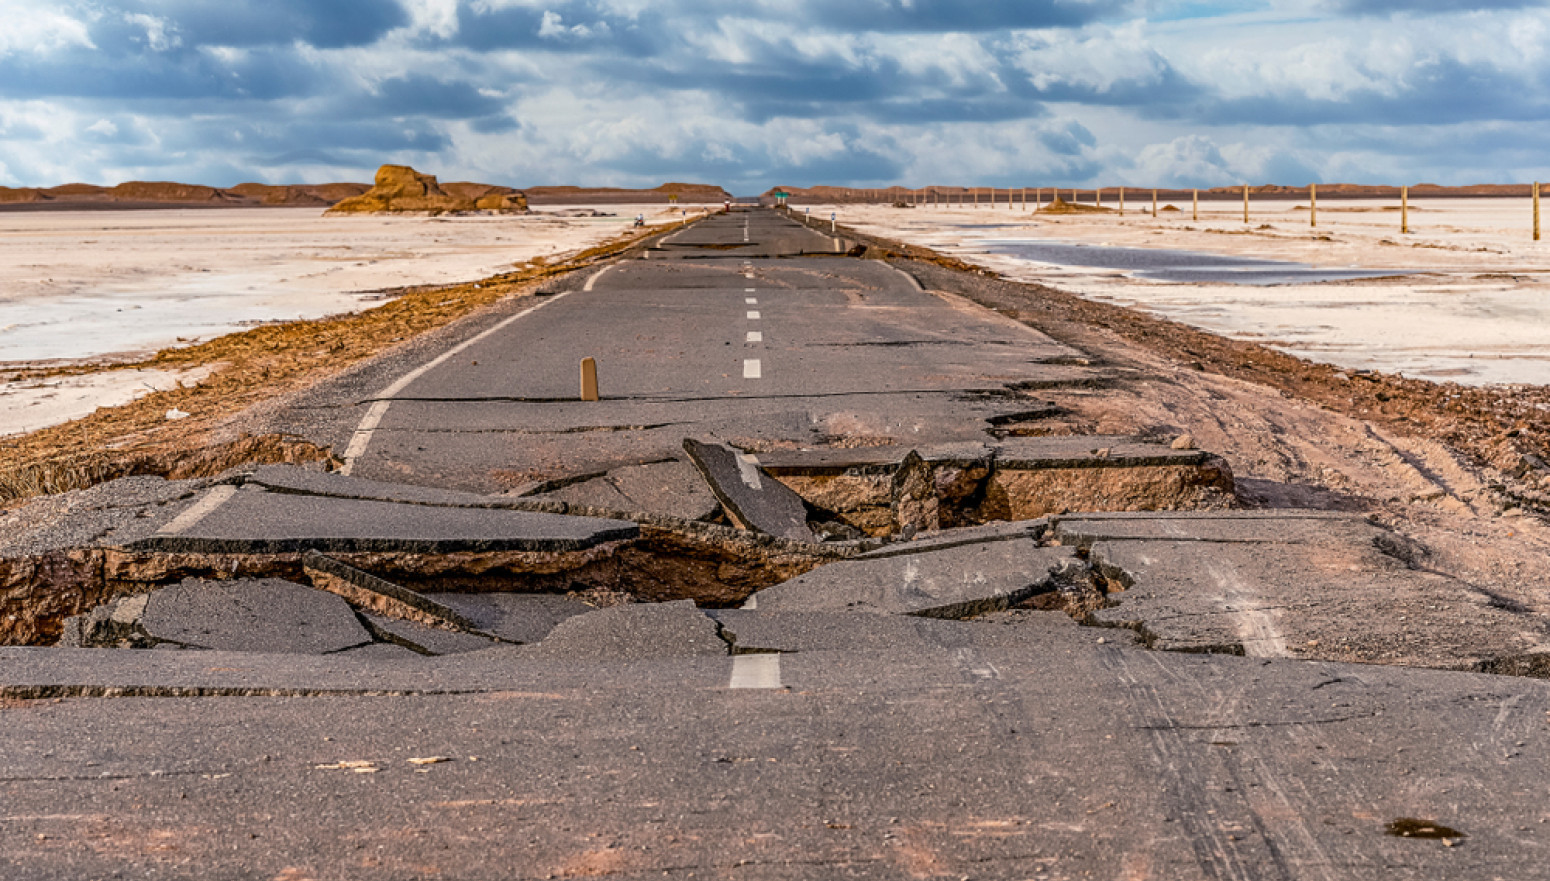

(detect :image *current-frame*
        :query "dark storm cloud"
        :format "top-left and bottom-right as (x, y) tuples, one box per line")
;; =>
(115, 0), (408, 49)
(0, 44), (327, 101)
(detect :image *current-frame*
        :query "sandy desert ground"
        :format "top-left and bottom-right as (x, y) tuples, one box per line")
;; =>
(817, 197), (1550, 386)
(0, 205), (709, 435)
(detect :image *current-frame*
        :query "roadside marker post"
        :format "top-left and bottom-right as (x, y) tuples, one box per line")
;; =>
(1310, 183), (1317, 228)
(1153, 189), (1158, 219)
(1096, 188), (1103, 209)
(1535, 182), (1541, 242)
(1243, 185), (1249, 224)
(830, 212), (836, 233)
(1192, 189), (1198, 222)
(1401, 186), (1409, 235)
(580, 357), (599, 402)
(1119, 186), (1125, 216)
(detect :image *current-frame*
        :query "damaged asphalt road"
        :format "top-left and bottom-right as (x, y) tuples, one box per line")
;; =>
(3, 209), (1550, 879)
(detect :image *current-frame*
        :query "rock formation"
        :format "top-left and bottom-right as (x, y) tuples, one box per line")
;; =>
(325, 165), (528, 216)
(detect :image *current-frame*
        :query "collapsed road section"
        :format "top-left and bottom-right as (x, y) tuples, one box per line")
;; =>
(2, 209), (1549, 879)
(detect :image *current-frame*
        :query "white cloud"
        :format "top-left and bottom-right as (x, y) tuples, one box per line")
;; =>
(124, 12), (181, 52)
(0, 2), (94, 56)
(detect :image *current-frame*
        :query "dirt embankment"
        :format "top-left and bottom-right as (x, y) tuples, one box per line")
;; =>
(0, 219), (685, 507)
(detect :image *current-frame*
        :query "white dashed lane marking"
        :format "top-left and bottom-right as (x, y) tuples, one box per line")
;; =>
(747, 331), (763, 342)
(746, 298), (757, 304)
(157, 485), (238, 536)
(729, 654), (782, 689)
(744, 359), (762, 379)
(747, 310), (760, 320)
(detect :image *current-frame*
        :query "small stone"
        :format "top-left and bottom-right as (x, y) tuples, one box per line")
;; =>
(1093, 448), (1112, 459)
(165, 408), (191, 421)
(1170, 434), (1196, 451)
(1096, 637), (1107, 644)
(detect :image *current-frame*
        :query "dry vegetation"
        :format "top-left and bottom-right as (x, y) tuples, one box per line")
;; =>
(0, 221), (680, 507)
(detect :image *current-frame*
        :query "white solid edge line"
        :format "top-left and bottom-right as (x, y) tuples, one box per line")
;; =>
(729, 654), (781, 689)
(157, 484), (238, 536)
(747, 331), (762, 342)
(746, 310), (760, 320)
(339, 289), (578, 475)
(583, 265), (612, 292)
(743, 359), (762, 379)
(889, 264), (925, 291)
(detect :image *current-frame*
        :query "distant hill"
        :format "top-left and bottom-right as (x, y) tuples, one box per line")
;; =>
(523, 182), (731, 205)
(0, 181), (372, 210)
(0, 178), (732, 211)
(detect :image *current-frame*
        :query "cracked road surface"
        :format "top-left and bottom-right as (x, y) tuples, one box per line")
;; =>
(3, 209), (1550, 879)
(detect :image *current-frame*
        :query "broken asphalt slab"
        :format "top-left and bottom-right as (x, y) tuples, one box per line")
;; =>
(752, 541), (1081, 618)
(129, 484), (639, 555)
(421, 592), (595, 644)
(521, 600), (728, 659)
(63, 578), (372, 654)
(534, 459), (722, 522)
(683, 438), (816, 542)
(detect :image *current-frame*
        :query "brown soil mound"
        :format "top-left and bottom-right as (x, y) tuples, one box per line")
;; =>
(0, 187), (49, 204)
(1038, 197), (1114, 215)
(326, 165), (528, 216)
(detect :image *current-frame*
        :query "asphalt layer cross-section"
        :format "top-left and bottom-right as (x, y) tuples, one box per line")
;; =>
(4, 210), (1550, 880)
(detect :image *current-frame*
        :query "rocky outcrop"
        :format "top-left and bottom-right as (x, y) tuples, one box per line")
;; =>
(325, 165), (528, 216)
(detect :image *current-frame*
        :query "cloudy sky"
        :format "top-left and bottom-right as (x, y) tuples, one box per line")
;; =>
(1, 0), (1546, 193)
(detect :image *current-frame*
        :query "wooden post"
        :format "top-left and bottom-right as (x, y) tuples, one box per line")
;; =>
(1119, 187), (1125, 216)
(1243, 184), (1249, 224)
(580, 357), (599, 402)
(1535, 182), (1541, 242)
(1310, 183), (1317, 228)
(1192, 189), (1198, 222)
(1401, 185), (1409, 234)
(1152, 189), (1158, 218)
(1096, 187), (1102, 209)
